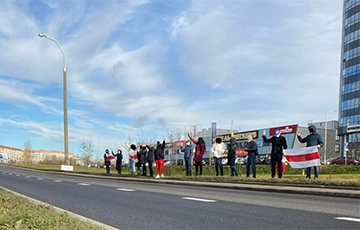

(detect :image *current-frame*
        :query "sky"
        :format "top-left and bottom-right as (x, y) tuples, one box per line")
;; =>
(0, 0), (342, 160)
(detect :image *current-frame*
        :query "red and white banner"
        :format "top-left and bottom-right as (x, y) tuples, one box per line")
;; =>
(283, 146), (320, 168)
(106, 153), (116, 161)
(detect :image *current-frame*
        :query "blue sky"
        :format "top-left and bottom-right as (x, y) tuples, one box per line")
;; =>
(0, 0), (342, 159)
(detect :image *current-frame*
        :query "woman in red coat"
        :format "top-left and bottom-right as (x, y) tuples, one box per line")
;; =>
(188, 134), (206, 176)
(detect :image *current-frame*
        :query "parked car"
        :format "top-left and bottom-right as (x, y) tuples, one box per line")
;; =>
(255, 156), (271, 164)
(330, 157), (359, 165)
(325, 158), (335, 165)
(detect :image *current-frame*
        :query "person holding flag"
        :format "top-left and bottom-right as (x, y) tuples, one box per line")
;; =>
(126, 143), (138, 175)
(262, 129), (288, 179)
(104, 149), (112, 174)
(297, 125), (323, 179)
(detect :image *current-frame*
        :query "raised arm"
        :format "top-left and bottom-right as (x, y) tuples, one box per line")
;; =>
(188, 135), (198, 144)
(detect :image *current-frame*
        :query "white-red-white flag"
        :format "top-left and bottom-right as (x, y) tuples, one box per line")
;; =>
(106, 153), (116, 161)
(283, 146), (320, 168)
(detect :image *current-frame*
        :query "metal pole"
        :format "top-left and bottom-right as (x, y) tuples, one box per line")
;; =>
(324, 111), (328, 165)
(38, 33), (69, 165)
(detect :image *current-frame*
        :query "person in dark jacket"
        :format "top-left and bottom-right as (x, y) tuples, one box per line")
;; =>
(103, 149), (111, 174)
(145, 143), (155, 177)
(188, 134), (206, 176)
(227, 137), (238, 176)
(114, 149), (123, 174)
(136, 150), (142, 175)
(297, 125), (324, 179)
(245, 135), (258, 178)
(262, 129), (288, 178)
(139, 145), (147, 176)
(154, 137), (166, 178)
(181, 141), (193, 176)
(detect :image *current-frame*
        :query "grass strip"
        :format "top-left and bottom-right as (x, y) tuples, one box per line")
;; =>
(0, 187), (106, 230)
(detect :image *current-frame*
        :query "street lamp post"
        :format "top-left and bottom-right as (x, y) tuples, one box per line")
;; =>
(324, 110), (337, 165)
(38, 33), (69, 165)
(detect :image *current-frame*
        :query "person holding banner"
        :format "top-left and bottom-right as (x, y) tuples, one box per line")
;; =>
(126, 143), (138, 175)
(104, 149), (111, 174)
(297, 125), (323, 179)
(262, 129), (287, 179)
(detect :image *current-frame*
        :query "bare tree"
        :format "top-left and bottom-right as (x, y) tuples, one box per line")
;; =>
(23, 140), (32, 164)
(79, 138), (96, 166)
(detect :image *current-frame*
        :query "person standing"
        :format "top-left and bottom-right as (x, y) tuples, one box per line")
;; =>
(139, 145), (147, 176)
(181, 141), (193, 176)
(154, 137), (166, 178)
(188, 134), (206, 176)
(212, 137), (225, 176)
(104, 149), (111, 174)
(126, 143), (137, 175)
(227, 137), (238, 176)
(262, 129), (288, 178)
(297, 125), (323, 179)
(145, 143), (155, 177)
(114, 149), (123, 174)
(245, 135), (258, 178)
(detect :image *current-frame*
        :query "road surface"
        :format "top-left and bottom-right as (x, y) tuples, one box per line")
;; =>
(0, 164), (359, 229)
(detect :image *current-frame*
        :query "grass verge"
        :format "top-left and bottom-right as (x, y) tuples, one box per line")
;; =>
(0, 187), (106, 230)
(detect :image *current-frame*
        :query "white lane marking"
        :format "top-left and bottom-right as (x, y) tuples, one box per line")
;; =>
(16, 174), (20, 176)
(37, 178), (44, 180)
(116, 188), (135, 192)
(9, 173), (12, 175)
(335, 217), (360, 223)
(78, 183), (90, 186)
(182, 197), (217, 203)
(25, 176), (30, 178)
(54, 180), (62, 183)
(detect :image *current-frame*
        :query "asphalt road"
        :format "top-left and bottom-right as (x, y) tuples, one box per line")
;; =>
(0, 164), (359, 230)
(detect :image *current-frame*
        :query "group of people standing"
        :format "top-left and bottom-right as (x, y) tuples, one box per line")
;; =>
(104, 138), (166, 178)
(104, 124), (323, 179)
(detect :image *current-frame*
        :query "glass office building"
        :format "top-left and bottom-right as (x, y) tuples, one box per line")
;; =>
(339, 0), (360, 156)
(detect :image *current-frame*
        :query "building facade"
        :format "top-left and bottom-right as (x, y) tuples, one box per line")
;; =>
(164, 123), (340, 164)
(0, 145), (76, 164)
(339, 0), (360, 159)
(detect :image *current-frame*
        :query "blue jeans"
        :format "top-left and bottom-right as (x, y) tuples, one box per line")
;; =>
(230, 165), (238, 176)
(246, 155), (256, 178)
(214, 157), (223, 176)
(129, 159), (135, 172)
(306, 166), (319, 178)
(184, 158), (192, 176)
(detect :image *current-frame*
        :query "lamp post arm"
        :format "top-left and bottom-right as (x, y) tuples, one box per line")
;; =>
(40, 35), (66, 71)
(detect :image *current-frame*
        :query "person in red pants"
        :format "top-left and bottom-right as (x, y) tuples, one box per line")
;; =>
(154, 137), (166, 178)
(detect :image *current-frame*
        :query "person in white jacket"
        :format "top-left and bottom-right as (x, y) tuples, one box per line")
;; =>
(212, 137), (225, 176)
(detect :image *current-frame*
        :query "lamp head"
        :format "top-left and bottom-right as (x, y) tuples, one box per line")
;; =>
(38, 33), (46, 38)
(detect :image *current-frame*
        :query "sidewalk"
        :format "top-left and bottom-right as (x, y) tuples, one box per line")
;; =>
(56, 171), (360, 199)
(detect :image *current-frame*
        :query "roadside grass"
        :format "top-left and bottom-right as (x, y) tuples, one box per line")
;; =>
(7, 163), (360, 187)
(0, 187), (106, 230)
